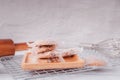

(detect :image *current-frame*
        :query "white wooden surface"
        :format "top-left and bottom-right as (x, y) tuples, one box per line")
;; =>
(0, 0), (120, 43)
(0, 0), (120, 79)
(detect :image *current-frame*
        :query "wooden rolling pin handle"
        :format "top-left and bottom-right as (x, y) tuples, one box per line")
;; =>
(15, 42), (33, 51)
(15, 42), (28, 51)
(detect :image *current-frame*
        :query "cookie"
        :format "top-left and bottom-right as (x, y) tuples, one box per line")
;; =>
(28, 40), (57, 54)
(37, 49), (76, 59)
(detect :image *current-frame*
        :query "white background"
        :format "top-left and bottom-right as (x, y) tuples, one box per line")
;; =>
(0, 0), (120, 80)
(0, 0), (120, 43)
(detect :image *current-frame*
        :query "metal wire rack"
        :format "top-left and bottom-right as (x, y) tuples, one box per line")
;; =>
(0, 54), (100, 80)
(1, 38), (120, 80)
(1, 48), (115, 80)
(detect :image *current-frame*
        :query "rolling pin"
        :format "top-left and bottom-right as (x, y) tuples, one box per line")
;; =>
(0, 39), (32, 57)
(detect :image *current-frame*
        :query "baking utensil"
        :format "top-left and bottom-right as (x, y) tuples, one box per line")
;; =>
(79, 38), (120, 58)
(0, 39), (32, 57)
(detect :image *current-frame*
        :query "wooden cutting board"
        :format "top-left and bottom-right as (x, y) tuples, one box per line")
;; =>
(21, 52), (85, 70)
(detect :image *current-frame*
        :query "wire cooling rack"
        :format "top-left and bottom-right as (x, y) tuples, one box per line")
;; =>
(0, 48), (110, 80)
(0, 54), (100, 80)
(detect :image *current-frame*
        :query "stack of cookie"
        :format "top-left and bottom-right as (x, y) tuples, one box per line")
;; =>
(28, 40), (76, 63)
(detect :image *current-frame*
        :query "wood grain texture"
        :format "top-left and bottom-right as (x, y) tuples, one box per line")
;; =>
(0, 39), (15, 57)
(15, 42), (28, 51)
(0, 39), (32, 57)
(21, 52), (85, 70)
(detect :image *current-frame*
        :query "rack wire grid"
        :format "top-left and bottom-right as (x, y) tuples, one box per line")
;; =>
(0, 49), (109, 80)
